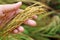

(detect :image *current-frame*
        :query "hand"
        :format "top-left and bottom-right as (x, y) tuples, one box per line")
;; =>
(0, 2), (37, 33)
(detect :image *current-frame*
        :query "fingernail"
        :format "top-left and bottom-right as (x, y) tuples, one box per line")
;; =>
(13, 29), (18, 33)
(15, 2), (22, 6)
(18, 26), (24, 32)
(13, 2), (22, 10)
(26, 19), (37, 26)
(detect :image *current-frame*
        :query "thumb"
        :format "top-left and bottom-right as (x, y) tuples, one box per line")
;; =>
(0, 2), (22, 13)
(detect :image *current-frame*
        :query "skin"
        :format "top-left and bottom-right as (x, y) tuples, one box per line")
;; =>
(0, 2), (37, 34)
